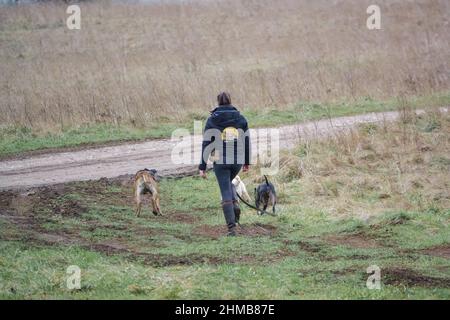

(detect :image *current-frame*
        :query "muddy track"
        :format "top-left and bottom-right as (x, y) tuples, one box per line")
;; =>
(0, 108), (447, 190)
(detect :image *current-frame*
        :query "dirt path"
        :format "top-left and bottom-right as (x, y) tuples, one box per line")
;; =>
(0, 108), (446, 190)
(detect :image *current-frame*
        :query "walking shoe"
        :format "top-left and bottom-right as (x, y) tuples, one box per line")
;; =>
(233, 201), (241, 224)
(227, 227), (236, 237)
(222, 201), (236, 236)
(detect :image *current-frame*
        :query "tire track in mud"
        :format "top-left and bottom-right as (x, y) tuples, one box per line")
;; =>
(0, 108), (447, 190)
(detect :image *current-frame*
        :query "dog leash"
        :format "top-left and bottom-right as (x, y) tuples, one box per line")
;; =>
(236, 193), (277, 217)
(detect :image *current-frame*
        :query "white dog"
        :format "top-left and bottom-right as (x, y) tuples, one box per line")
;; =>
(232, 175), (252, 203)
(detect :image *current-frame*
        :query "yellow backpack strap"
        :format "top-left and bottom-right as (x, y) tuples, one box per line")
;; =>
(221, 127), (239, 142)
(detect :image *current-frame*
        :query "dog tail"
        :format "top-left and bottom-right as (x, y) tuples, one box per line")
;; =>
(264, 175), (269, 185)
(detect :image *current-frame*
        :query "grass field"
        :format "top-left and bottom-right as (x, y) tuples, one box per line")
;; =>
(1, 108), (448, 299)
(1, 92), (449, 158)
(1, 0), (450, 158)
(1, 0), (449, 134)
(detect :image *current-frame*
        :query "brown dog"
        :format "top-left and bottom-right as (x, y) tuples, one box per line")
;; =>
(134, 169), (162, 216)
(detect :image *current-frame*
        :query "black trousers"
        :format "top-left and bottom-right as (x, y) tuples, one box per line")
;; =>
(213, 163), (242, 202)
(213, 163), (242, 230)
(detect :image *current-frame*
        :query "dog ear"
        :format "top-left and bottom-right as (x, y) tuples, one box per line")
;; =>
(153, 170), (162, 182)
(145, 169), (160, 181)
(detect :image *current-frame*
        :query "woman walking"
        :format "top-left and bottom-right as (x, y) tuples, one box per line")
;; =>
(199, 92), (251, 236)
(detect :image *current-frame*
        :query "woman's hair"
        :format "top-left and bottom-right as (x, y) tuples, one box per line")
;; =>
(217, 92), (231, 105)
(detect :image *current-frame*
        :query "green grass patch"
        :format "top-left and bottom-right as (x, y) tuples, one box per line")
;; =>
(1, 174), (449, 299)
(1, 116), (450, 299)
(1, 92), (449, 158)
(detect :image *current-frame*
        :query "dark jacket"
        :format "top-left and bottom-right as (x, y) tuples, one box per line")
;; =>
(198, 105), (250, 170)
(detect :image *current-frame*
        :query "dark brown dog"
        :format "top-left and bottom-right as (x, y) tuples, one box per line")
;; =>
(134, 169), (162, 216)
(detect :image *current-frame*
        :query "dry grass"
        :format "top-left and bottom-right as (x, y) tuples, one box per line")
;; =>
(256, 107), (450, 218)
(0, 0), (449, 131)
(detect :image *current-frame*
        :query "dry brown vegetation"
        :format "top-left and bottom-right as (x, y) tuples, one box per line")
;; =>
(0, 0), (449, 131)
(260, 107), (450, 218)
